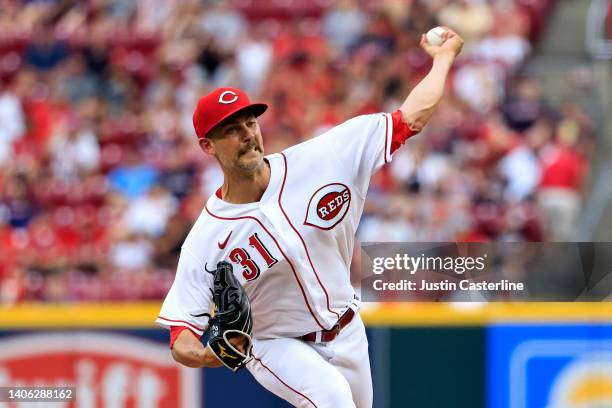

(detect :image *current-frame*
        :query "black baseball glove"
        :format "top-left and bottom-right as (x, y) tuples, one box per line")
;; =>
(205, 261), (253, 372)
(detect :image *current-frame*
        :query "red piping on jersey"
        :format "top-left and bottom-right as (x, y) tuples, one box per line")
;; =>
(253, 355), (318, 408)
(384, 113), (390, 164)
(280, 153), (340, 320)
(204, 203), (327, 330)
(390, 109), (417, 155)
(157, 316), (204, 333)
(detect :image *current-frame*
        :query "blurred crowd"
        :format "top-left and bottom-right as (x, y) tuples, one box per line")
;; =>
(608, 0), (612, 39)
(0, 0), (596, 303)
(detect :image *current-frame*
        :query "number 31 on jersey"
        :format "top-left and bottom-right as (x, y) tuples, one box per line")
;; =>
(228, 233), (278, 281)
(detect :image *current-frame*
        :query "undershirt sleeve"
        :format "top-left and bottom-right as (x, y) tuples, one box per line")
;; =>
(390, 109), (417, 154)
(169, 325), (201, 349)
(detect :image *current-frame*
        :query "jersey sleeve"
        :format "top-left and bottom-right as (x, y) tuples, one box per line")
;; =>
(320, 110), (416, 196)
(155, 247), (213, 336)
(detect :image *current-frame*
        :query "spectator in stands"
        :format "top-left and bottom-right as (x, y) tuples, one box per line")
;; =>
(236, 25), (273, 94)
(82, 25), (111, 82)
(353, 10), (396, 55)
(471, 3), (531, 69)
(24, 23), (69, 71)
(107, 151), (159, 200)
(200, 0), (248, 51)
(0, 80), (25, 164)
(60, 54), (99, 104)
(438, 0), (494, 45)
(102, 66), (138, 111)
(453, 60), (504, 114)
(323, 0), (367, 52)
(109, 232), (154, 271)
(0, 173), (37, 229)
(537, 119), (588, 241)
(497, 129), (542, 202)
(502, 76), (548, 132)
(50, 119), (101, 180)
(121, 184), (178, 238)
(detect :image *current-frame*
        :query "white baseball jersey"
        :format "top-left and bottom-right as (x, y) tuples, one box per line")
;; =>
(156, 112), (395, 339)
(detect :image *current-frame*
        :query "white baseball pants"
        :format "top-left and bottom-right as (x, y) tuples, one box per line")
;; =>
(247, 314), (373, 408)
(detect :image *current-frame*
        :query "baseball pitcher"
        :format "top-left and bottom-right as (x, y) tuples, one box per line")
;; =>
(156, 28), (464, 407)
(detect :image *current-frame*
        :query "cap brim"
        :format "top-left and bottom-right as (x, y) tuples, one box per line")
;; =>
(203, 103), (268, 139)
(244, 103), (268, 118)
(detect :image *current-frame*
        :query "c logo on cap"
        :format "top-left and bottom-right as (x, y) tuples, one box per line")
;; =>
(218, 91), (239, 104)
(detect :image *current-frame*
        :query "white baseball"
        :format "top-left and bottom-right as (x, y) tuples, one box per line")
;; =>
(426, 27), (447, 46)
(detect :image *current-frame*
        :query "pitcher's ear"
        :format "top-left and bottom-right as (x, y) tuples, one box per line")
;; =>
(199, 138), (215, 155)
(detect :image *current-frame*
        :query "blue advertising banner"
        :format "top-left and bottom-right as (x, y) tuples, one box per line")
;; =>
(487, 324), (612, 408)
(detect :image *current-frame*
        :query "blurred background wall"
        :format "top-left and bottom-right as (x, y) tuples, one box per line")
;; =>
(1, 0), (611, 407)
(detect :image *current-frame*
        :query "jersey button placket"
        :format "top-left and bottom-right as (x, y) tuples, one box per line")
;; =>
(263, 202), (334, 325)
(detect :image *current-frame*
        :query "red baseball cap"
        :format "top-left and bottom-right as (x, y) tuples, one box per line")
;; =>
(192, 87), (268, 140)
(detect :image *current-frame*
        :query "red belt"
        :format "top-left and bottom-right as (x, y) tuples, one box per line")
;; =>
(300, 308), (355, 343)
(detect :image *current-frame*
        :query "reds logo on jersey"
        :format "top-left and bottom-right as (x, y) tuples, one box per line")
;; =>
(304, 183), (351, 230)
